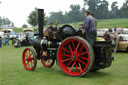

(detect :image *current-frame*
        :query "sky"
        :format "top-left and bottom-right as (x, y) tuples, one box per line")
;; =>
(0, 0), (126, 27)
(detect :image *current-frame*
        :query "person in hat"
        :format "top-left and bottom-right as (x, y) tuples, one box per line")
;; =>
(48, 23), (55, 31)
(83, 10), (96, 46)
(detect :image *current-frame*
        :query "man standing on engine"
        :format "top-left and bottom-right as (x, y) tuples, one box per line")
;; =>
(83, 10), (96, 46)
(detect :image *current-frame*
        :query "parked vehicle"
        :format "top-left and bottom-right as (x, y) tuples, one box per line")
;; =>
(21, 29), (34, 46)
(123, 28), (128, 34)
(10, 31), (17, 40)
(97, 29), (108, 37)
(117, 34), (128, 52)
(2, 29), (13, 33)
(0, 32), (4, 39)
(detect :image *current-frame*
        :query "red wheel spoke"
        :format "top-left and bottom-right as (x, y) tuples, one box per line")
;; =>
(31, 61), (34, 64)
(62, 54), (71, 57)
(26, 61), (29, 65)
(75, 42), (80, 52)
(79, 56), (88, 60)
(78, 62), (82, 72)
(69, 63), (75, 72)
(75, 61), (78, 72)
(28, 57), (34, 61)
(78, 45), (84, 53)
(41, 50), (55, 68)
(30, 61), (33, 67)
(30, 57), (34, 60)
(78, 59), (87, 66)
(22, 48), (37, 71)
(26, 61), (29, 67)
(66, 60), (72, 67)
(68, 44), (73, 53)
(25, 53), (28, 58)
(61, 58), (71, 63)
(62, 48), (71, 54)
(57, 37), (91, 76)
(71, 40), (75, 50)
(77, 52), (88, 56)
(29, 52), (32, 56)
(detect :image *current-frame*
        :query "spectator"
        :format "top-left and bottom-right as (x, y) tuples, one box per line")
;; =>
(119, 28), (124, 34)
(103, 31), (111, 41)
(0, 36), (2, 48)
(6, 32), (10, 45)
(114, 27), (117, 32)
(3, 33), (7, 45)
(108, 28), (112, 33)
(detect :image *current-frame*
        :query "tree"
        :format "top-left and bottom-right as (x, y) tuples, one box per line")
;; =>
(11, 22), (15, 27)
(122, 0), (128, 17)
(111, 2), (119, 18)
(22, 24), (28, 28)
(83, 0), (110, 19)
(68, 4), (83, 22)
(48, 11), (64, 24)
(27, 8), (47, 27)
(0, 17), (2, 27)
(96, 0), (109, 19)
(47, 4), (84, 24)
(83, 0), (101, 17)
(27, 8), (38, 26)
(0, 17), (14, 27)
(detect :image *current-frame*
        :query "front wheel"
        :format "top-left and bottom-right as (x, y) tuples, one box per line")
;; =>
(22, 48), (37, 71)
(57, 36), (94, 77)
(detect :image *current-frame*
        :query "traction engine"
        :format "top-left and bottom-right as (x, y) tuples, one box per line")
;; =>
(22, 9), (114, 77)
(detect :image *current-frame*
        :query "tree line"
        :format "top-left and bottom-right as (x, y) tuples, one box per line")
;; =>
(27, 0), (128, 26)
(47, 0), (128, 24)
(0, 17), (14, 28)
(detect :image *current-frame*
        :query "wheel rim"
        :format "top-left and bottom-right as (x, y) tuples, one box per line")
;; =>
(22, 48), (35, 70)
(41, 50), (54, 67)
(58, 38), (90, 76)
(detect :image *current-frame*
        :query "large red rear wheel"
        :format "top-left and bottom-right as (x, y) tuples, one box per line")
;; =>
(57, 36), (94, 77)
(41, 49), (55, 68)
(22, 48), (37, 71)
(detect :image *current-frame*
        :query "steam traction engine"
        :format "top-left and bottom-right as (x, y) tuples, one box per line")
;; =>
(22, 9), (114, 77)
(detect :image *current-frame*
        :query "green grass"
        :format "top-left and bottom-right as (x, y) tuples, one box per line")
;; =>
(97, 18), (128, 28)
(70, 18), (128, 28)
(0, 42), (128, 85)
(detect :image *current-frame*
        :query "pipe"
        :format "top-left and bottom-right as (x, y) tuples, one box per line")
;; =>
(38, 9), (44, 38)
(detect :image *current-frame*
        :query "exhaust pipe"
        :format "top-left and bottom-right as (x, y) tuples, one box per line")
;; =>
(38, 9), (44, 38)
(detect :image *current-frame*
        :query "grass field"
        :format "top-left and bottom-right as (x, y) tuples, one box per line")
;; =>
(0, 43), (128, 85)
(70, 18), (128, 28)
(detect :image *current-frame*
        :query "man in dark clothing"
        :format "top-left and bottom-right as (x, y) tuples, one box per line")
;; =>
(103, 31), (111, 41)
(83, 10), (96, 46)
(0, 36), (2, 48)
(48, 23), (55, 31)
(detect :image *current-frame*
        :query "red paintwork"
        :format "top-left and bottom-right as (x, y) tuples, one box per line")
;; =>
(58, 39), (89, 76)
(40, 50), (54, 67)
(22, 48), (35, 70)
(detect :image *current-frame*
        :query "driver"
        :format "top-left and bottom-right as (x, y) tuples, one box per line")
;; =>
(83, 10), (96, 46)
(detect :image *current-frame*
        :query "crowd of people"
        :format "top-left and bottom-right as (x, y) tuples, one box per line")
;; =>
(0, 32), (25, 48)
(0, 32), (10, 48)
(103, 27), (127, 41)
